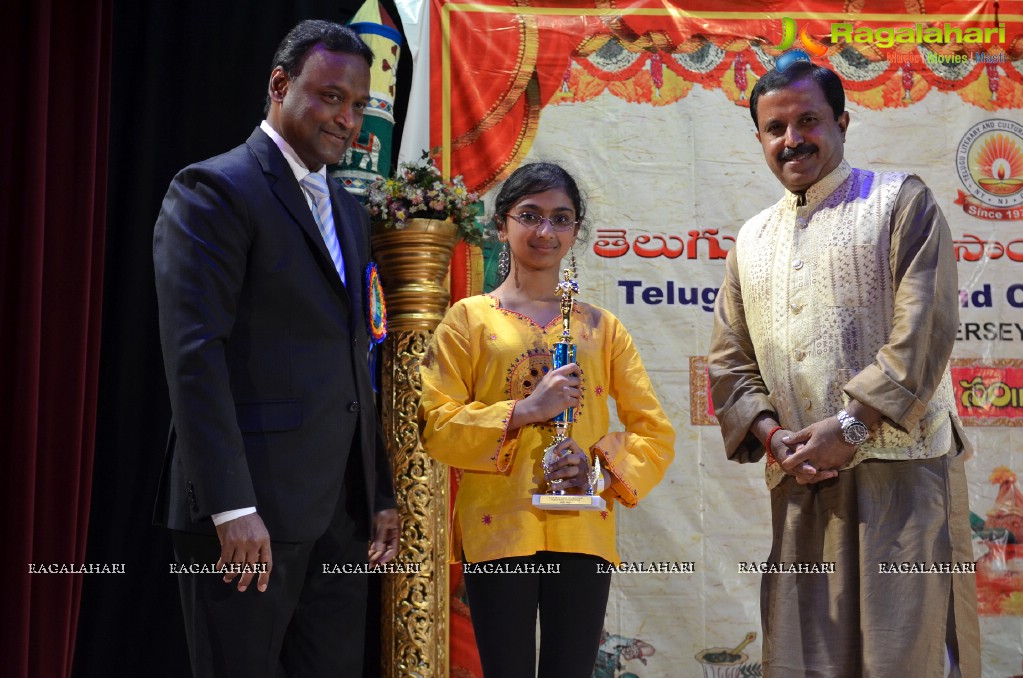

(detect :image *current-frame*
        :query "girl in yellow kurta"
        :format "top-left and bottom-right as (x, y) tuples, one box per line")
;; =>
(418, 163), (674, 678)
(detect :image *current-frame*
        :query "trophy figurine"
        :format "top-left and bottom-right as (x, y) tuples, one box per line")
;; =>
(532, 268), (606, 511)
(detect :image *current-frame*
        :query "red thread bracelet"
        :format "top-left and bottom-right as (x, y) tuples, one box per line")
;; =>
(765, 425), (783, 451)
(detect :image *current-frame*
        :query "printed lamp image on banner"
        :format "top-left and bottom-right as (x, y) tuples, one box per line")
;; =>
(330, 0), (402, 198)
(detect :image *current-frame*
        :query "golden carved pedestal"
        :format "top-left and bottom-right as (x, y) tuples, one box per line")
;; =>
(380, 331), (448, 678)
(374, 219), (455, 677)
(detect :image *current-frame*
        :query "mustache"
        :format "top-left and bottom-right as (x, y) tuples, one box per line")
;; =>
(778, 143), (818, 161)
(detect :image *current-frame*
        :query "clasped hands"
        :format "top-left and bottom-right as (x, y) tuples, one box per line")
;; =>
(510, 362), (607, 492)
(771, 416), (860, 485)
(544, 438), (598, 491)
(527, 362), (591, 491)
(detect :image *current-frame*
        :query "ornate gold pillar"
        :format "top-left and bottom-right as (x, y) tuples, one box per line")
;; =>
(375, 219), (457, 677)
(380, 331), (449, 677)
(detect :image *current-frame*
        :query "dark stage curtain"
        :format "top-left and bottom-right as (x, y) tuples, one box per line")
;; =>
(0, 1), (112, 677)
(72, 2), (410, 676)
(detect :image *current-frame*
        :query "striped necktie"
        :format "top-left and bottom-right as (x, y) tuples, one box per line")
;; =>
(300, 172), (346, 285)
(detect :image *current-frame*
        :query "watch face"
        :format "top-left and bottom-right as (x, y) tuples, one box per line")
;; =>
(837, 410), (870, 446)
(843, 422), (869, 445)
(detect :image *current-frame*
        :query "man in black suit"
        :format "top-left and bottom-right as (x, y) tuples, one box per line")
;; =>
(153, 20), (399, 677)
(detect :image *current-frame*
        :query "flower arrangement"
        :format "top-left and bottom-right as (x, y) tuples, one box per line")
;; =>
(367, 149), (486, 247)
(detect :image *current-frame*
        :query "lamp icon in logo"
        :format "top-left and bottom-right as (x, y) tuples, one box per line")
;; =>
(977, 137), (1023, 197)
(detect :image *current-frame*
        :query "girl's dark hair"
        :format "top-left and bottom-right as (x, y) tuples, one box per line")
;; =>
(492, 162), (589, 240)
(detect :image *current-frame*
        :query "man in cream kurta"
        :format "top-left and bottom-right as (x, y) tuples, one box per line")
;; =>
(709, 60), (979, 677)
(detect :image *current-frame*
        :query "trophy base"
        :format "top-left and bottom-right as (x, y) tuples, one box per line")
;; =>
(532, 494), (607, 511)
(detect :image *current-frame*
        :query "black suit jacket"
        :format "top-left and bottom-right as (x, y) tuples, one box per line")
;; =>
(153, 127), (395, 542)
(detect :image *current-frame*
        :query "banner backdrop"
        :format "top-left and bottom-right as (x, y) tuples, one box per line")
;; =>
(428, 2), (1023, 675)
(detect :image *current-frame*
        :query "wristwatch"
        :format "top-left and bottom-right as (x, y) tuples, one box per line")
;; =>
(837, 410), (870, 446)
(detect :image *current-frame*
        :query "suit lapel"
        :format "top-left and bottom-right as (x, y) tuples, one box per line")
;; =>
(329, 177), (364, 331)
(246, 128), (351, 311)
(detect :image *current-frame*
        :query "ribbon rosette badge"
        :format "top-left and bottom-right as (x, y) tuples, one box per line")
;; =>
(365, 262), (387, 345)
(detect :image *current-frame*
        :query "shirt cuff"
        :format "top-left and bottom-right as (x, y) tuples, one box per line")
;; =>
(211, 507), (257, 526)
(718, 396), (775, 463)
(844, 363), (927, 431)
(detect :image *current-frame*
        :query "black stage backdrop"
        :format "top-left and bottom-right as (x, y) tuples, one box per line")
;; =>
(75, 2), (409, 676)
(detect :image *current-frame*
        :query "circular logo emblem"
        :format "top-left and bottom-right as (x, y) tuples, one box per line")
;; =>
(956, 119), (1023, 209)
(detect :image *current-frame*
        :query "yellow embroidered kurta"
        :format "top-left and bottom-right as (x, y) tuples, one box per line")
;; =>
(419, 294), (675, 565)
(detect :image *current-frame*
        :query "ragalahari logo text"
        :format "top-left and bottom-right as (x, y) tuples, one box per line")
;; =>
(955, 119), (1023, 222)
(774, 17), (1008, 66)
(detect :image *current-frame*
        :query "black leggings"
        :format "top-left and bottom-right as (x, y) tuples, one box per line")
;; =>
(462, 551), (612, 678)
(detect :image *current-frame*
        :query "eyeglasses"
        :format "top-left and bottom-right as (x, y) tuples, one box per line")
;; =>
(506, 212), (578, 232)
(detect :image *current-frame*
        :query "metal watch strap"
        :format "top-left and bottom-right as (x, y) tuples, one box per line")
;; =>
(837, 409), (870, 445)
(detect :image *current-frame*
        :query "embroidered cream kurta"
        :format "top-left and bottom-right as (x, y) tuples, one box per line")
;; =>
(419, 294), (675, 564)
(709, 161), (969, 489)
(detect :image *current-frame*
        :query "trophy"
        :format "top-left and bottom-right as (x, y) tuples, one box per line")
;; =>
(532, 268), (607, 511)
